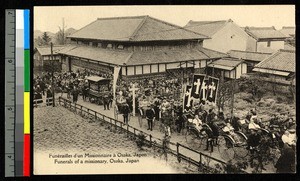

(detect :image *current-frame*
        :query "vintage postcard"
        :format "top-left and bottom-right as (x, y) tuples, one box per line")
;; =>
(33, 5), (296, 174)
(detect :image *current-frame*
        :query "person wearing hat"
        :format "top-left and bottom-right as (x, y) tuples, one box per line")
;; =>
(248, 116), (261, 130)
(281, 130), (296, 146)
(247, 128), (265, 170)
(145, 104), (155, 131)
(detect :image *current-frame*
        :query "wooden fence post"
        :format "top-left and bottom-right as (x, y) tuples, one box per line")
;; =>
(149, 134), (152, 147)
(176, 143), (181, 163)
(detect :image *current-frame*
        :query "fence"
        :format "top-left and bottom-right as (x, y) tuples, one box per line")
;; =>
(58, 96), (239, 173)
(34, 97), (54, 107)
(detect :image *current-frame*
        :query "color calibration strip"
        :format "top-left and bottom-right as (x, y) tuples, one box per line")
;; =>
(6, 9), (30, 177)
(17, 9), (31, 177)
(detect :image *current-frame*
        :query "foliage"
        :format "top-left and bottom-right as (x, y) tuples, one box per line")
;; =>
(224, 160), (247, 173)
(136, 132), (146, 150)
(216, 80), (232, 112)
(41, 32), (52, 45)
(237, 75), (266, 101)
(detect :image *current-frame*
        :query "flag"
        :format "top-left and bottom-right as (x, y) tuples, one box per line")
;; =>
(200, 77), (209, 105)
(183, 85), (194, 112)
(206, 76), (219, 104)
(191, 74), (205, 99)
(113, 66), (121, 101)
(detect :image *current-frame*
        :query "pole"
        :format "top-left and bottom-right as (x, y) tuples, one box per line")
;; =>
(50, 42), (55, 107)
(230, 79), (234, 118)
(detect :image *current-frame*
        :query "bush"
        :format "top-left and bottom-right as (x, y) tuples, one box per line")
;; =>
(136, 132), (146, 150)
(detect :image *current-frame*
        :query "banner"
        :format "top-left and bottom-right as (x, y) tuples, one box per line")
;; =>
(183, 85), (193, 112)
(113, 66), (121, 101)
(206, 77), (219, 104)
(200, 77), (209, 105)
(191, 74), (205, 99)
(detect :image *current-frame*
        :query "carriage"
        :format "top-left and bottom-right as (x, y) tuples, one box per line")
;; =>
(184, 117), (249, 161)
(86, 76), (111, 105)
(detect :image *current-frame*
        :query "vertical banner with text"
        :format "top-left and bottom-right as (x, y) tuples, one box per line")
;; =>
(183, 85), (193, 112)
(113, 66), (121, 101)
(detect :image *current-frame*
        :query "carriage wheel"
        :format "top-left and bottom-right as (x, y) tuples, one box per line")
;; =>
(217, 136), (235, 161)
(185, 128), (202, 150)
(233, 146), (249, 159)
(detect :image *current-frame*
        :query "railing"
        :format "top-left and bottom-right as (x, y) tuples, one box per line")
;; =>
(33, 97), (54, 107)
(58, 96), (243, 173)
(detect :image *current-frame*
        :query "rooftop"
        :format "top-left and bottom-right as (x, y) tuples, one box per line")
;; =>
(254, 49), (295, 73)
(58, 45), (227, 66)
(244, 26), (288, 40)
(227, 50), (272, 62)
(207, 57), (244, 71)
(279, 26), (295, 37)
(68, 15), (209, 42)
(35, 46), (65, 56)
(184, 20), (228, 37)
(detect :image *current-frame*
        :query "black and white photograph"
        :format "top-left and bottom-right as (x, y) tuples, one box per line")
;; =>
(33, 5), (296, 174)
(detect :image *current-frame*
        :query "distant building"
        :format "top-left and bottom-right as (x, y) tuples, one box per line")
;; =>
(207, 57), (248, 80)
(58, 16), (227, 81)
(244, 27), (288, 53)
(252, 49), (295, 85)
(184, 19), (255, 53)
(34, 46), (64, 70)
(227, 50), (272, 72)
(279, 26), (296, 48)
(279, 26), (295, 38)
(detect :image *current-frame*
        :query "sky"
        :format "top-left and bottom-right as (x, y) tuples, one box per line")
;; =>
(34, 5), (295, 33)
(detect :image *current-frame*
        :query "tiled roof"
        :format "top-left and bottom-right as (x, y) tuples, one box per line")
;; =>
(35, 46), (65, 56)
(68, 16), (208, 42)
(284, 44), (296, 51)
(244, 27), (288, 40)
(280, 27), (295, 37)
(184, 20), (227, 37)
(58, 45), (132, 65)
(58, 45), (227, 66)
(207, 57), (244, 70)
(126, 47), (228, 65)
(254, 49), (295, 73)
(227, 50), (272, 62)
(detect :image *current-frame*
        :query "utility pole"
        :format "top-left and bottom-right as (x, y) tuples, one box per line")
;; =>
(62, 18), (65, 44)
(50, 42), (55, 107)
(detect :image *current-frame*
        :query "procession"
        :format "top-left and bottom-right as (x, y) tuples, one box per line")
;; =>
(33, 6), (296, 174)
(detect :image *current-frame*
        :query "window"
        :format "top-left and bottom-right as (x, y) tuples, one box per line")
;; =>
(267, 41), (271, 47)
(97, 43), (102, 47)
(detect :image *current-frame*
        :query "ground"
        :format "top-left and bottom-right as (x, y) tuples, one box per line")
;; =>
(34, 106), (200, 174)
(34, 86), (296, 174)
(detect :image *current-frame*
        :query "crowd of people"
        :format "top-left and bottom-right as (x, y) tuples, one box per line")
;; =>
(33, 69), (296, 173)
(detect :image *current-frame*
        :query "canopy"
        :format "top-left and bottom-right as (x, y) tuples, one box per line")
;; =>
(86, 76), (109, 82)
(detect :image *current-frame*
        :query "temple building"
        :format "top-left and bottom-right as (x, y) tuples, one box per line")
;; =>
(58, 16), (227, 81)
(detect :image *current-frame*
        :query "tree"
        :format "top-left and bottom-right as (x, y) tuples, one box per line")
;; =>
(216, 80), (232, 113)
(42, 32), (51, 45)
(55, 18), (67, 45)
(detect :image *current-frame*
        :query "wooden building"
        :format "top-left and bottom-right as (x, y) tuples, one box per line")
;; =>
(227, 50), (272, 72)
(207, 57), (248, 80)
(58, 16), (227, 80)
(34, 46), (64, 70)
(252, 49), (295, 85)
